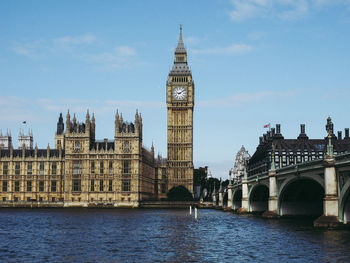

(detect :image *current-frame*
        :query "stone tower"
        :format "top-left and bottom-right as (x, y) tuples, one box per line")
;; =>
(166, 25), (194, 194)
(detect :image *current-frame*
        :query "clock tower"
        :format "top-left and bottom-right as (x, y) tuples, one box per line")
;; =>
(166, 25), (194, 195)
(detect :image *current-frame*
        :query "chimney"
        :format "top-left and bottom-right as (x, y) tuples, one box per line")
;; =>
(300, 124), (305, 134)
(338, 131), (342, 140)
(276, 124), (281, 134)
(345, 128), (349, 139)
(259, 136), (263, 144)
(271, 128), (275, 137)
(263, 134), (267, 142)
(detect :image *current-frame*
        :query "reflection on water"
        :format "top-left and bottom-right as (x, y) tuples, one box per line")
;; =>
(0, 208), (349, 262)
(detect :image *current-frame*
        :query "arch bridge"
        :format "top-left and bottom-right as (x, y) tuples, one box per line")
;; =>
(220, 151), (350, 227)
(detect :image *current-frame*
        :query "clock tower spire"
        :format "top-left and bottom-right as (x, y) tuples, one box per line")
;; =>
(166, 25), (194, 196)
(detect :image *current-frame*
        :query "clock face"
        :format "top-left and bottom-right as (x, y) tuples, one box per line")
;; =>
(172, 86), (187, 100)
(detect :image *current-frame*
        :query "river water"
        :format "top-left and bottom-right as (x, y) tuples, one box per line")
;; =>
(0, 208), (349, 262)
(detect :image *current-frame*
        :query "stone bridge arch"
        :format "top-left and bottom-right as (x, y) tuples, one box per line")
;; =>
(339, 179), (350, 223)
(232, 188), (242, 210)
(278, 175), (324, 216)
(249, 182), (269, 212)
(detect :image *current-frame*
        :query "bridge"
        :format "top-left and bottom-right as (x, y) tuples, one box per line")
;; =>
(213, 138), (350, 227)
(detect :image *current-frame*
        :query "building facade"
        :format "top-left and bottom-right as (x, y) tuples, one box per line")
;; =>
(248, 118), (350, 177)
(166, 25), (194, 194)
(0, 111), (156, 207)
(0, 27), (195, 207)
(229, 146), (250, 183)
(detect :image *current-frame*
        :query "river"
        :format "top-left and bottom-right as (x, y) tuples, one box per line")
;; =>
(0, 208), (349, 262)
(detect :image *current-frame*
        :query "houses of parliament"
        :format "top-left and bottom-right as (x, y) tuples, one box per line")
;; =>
(0, 26), (194, 207)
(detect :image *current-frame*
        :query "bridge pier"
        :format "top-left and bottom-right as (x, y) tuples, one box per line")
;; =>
(227, 181), (232, 210)
(237, 178), (249, 213)
(314, 155), (342, 228)
(263, 168), (279, 218)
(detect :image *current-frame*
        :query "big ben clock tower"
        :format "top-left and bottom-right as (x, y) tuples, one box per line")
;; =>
(166, 25), (194, 195)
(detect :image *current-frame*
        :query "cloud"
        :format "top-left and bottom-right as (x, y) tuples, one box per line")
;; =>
(84, 45), (138, 71)
(53, 33), (96, 45)
(198, 90), (296, 108)
(10, 34), (140, 71)
(228, 0), (350, 21)
(191, 43), (253, 55)
(11, 33), (98, 57)
(184, 36), (203, 46)
(0, 96), (163, 124)
(247, 31), (267, 40)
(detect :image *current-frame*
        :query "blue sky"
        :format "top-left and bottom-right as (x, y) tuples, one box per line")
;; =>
(1, 0), (350, 178)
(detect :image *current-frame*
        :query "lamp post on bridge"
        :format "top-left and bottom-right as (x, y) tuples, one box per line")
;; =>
(314, 126), (342, 227)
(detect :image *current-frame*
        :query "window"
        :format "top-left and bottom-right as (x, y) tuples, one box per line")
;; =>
(52, 162), (57, 175)
(162, 168), (166, 180)
(100, 162), (104, 174)
(39, 181), (44, 192)
(73, 161), (82, 175)
(72, 179), (81, 192)
(161, 183), (166, 193)
(91, 179), (95, 192)
(297, 155), (302, 163)
(289, 155), (294, 164)
(27, 181), (32, 192)
(15, 162), (20, 175)
(108, 180), (112, 191)
(2, 181), (7, 192)
(52, 197), (55, 202)
(91, 161), (95, 174)
(27, 162), (32, 175)
(109, 161), (113, 175)
(2, 197), (6, 201)
(123, 161), (131, 174)
(100, 179), (104, 192)
(27, 197), (31, 202)
(14, 181), (20, 192)
(3, 162), (8, 175)
(40, 162), (44, 175)
(74, 141), (81, 152)
(51, 181), (57, 192)
(122, 179), (130, 192)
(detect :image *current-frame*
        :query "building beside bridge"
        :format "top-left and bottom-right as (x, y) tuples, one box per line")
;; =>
(221, 117), (350, 227)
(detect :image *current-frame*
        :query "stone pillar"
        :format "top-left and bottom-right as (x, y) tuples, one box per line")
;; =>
(263, 169), (279, 218)
(227, 182), (233, 210)
(21, 175), (25, 201)
(8, 175), (13, 201)
(238, 178), (249, 213)
(218, 191), (223, 208)
(314, 156), (341, 227)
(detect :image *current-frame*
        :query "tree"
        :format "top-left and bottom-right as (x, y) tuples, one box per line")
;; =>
(167, 186), (193, 201)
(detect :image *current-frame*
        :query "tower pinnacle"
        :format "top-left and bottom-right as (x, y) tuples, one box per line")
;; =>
(175, 24), (186, 54)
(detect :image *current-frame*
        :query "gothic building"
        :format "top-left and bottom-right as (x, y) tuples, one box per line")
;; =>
(229, 146), (250, 183)
(0, 26), (195, 206)
(248, 117), (350, 177)
(166, 25), (194, 195)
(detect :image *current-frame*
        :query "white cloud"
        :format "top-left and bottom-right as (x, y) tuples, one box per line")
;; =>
(247, 30), (267, 40)
(191, 43), (253, 55)
(53, 33), (96, 45)
(11, 33), (98, 57)
(184, 36), (203, 46)
(0, 96), (162, 124)
(84, 45), (137, 70)
(228, 0), (350, 21)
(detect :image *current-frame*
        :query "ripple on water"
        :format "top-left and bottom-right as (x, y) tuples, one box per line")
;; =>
(0, 208), (349, 262)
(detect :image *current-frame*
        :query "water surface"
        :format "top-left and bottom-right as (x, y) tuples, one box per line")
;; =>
(0, 208), (349, 262)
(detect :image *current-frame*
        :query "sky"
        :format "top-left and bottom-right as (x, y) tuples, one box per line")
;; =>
(1, 0), (350, 179)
